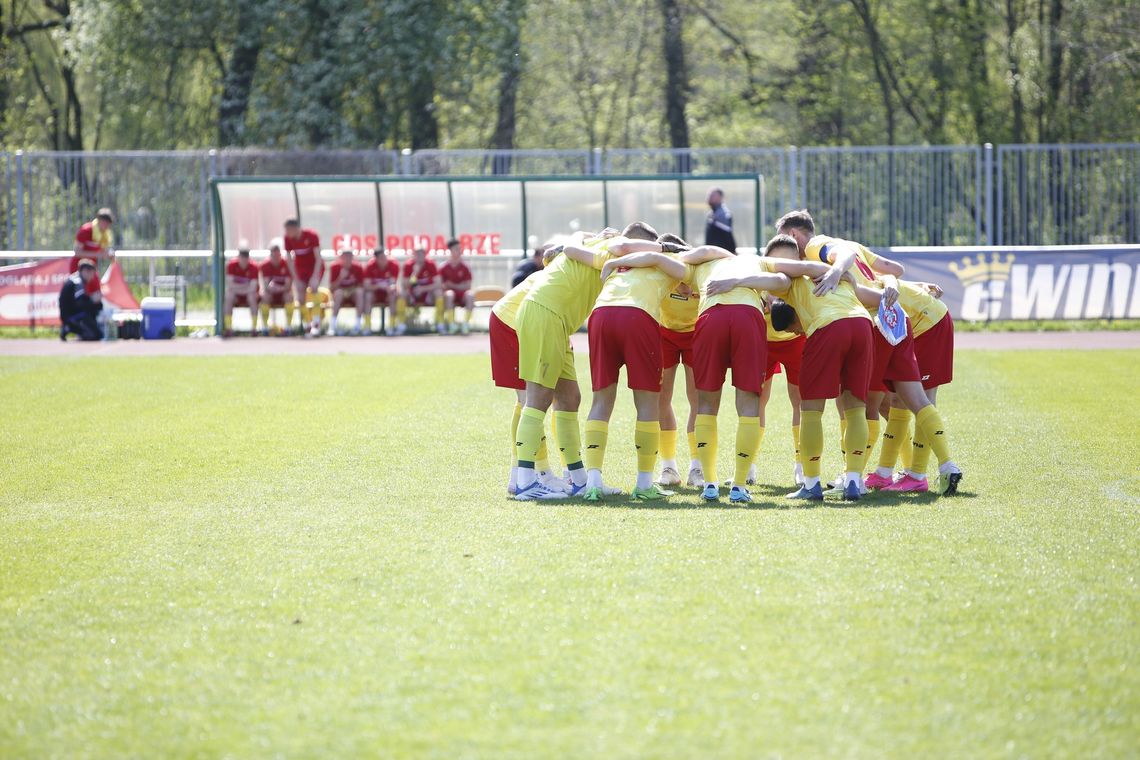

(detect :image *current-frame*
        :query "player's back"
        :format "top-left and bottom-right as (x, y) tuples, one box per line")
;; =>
(688, 256), (766, 315)
(524, 238), (612, 331)
(596, 260), (678, 322)
(783, 276), (870, 338)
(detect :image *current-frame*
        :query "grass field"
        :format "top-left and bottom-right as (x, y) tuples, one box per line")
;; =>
(2, 350), (1138, 757)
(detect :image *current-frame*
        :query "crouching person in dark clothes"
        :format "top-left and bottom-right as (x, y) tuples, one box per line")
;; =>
(59, 258), (104, 341)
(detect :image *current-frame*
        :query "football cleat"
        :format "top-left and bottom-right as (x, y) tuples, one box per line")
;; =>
(437, 323), (448, 335)
(657, 466), (682, 487)
(939, 469), (963, 496)
(864, 472), (895, 490)
(513, 481), (569, 501)
(394, 323), (408, 336)
(538, 470), (572, 494)
(687, 465), (705, 488)
(582, 487), (604, 502)
(701, 483), (720, 502)
(460, 323), (470, 335)
(728, 485), (753, 504)
(787, 483), (824, 501)
(632, 486), (669, 501)
(746, 463), (758, 485)
(842, 480), (862, 501)
(883, 474), (929, 493)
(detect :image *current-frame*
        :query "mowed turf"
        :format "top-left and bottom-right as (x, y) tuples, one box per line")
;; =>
(1, 350), (1137, 758)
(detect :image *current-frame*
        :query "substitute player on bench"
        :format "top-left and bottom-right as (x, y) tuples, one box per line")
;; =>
(440, 238), (476, 335)
(398, 247), (443, 335)
(329, 250), (365, 336)
(258, 243), (294, 335)
(223, 248), (260, 337)
(362, 248), (399, 335)
(283, 219), (324, 338)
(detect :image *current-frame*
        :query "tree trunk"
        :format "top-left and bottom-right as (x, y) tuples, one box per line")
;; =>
(660, 0), (690, 163)
(1004, 0), (1026, 143)
(490, 0), (523, 152)
(409, 72), (440, 150)
(219, 3), (262, 146)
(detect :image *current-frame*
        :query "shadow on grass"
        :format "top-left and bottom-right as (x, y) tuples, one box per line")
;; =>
(528, 483), (978, 512)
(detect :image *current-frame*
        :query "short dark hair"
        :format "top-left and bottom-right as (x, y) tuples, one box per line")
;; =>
(96, 208), (114, 223)
(775, 209), (815, 234)
(656, 232), (687, 247)
(284, 218), (300, 227)
(372, 248), (385, 257)
(763, 234), (800, 257)
(238, 248), (250, 257)
(338, 249), (353, 257)
(622, 221), (658, 241)
(446, 238), (460, 249)
(770, 300), (797, 332)
(77, 258), (96, 271)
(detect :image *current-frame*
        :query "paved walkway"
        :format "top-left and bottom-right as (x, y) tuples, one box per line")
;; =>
(1, 330), (1138, 357)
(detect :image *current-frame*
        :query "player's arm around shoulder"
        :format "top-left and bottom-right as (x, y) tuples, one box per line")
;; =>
(604, 237), (663, 257)
(679, 245), (733, 265)
(599, 252), (682, 282)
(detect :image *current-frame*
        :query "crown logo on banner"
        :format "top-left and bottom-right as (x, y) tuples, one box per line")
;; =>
(948, 253), (1016, 286)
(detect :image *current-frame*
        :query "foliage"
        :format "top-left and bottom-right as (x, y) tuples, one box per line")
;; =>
(1, 0), (1137, 150)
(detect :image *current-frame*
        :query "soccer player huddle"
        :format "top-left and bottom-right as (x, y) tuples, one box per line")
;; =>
(222, 219), (478, 337)
(490, 209), (963, 504)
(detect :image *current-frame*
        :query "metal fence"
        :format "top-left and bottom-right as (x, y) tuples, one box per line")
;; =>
(3, 144), (1137, 250)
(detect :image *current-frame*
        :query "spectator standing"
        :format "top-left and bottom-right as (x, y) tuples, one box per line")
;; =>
(71, 208), (115, 295)
(704, 187), (736, 252)
(511, 248), (545, 288)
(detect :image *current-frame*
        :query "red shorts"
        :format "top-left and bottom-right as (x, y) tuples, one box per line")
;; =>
(449, 289), (470, 305)
(765, 335), (806, 385)
(263, 292), (290, 308)
(870, 318), (922, 392)
(692, 304), (767, 394)
(913, 313), (954, 389)
(660, 326), (695, 369)
(588, 306), (662, 392)
(799, 317), (874, 402)
(369, 288), (392, 305)
(333, 289), (359, 307)
(409, 289), (436, 307)
(232, 293), (254, 307)
(489, 312), (524, 390)
(293, 255), (321, 284)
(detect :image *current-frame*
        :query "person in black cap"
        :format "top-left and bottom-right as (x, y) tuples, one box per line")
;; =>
(59, 258), (104, 341)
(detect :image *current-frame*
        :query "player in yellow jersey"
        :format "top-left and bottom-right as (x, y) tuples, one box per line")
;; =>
(653, 234), (704, 489)
(760, 296), (807, 488)
(489, 266), (571, 497)
(777, 210), (963, 496)
(562, 237), (697, 501)
(511, 223), (657, 500)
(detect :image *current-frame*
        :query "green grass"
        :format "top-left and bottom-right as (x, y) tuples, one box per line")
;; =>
(2, 351), (1137, 757)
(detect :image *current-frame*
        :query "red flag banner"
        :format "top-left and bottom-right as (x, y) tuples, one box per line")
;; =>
(0, 258), (140, 327)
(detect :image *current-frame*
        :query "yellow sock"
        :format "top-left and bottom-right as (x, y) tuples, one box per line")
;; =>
(915, 405), (952, 468)
(536, 425), (551, 471)
(285, 302), (296, 328)
(258, 304), (270, 330)
(634, 421), (660, 475)
(550, 412), (567, 470)
(900, 424), (914, 470)
(687, 430), (698, 462)
(843, 408), (868, 474)
(553, 411), (583, 469)
(397, 297), (408, 325)
(734, 417), (762, 485)
(363, 308), (372, 331)
(299, 303), (311, 324)
(863, 418), (881, 475)
(445, 307), (455, 325)
(839, 415), (848, 460)
(510, 402), (523, 465)
(792, 424), (801, 465)
(800, 410), (824, 479)
(223, 314), (232, 331)
(660, 428), (678, 461)
(465, 308), (474, 325)
(910, 426), (931, 476)
(434, 300), (445, 325)
(694, 413), (718, 483)
(515, 407), (546, 466)
(878, 408), (913, 470)
(584, 420), (608, 471)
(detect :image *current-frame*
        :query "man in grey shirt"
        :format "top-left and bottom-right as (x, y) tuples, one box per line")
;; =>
(704, 187), (737, 252)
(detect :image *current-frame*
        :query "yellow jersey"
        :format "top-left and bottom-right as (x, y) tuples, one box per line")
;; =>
(686, 256), (768, 316)
(896, 281), (949, 338)
(594, 257), (682, 323)
(659, 282), (699, 332)
(778, 276), (871, 339)
(490, 276), (537, 330)
(522, 238), (613, 333)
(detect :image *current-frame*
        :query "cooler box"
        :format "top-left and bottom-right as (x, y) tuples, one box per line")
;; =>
(141, 297), (176, 340)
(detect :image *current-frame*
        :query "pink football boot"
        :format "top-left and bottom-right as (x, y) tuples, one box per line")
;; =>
(883, 474), (929, 493)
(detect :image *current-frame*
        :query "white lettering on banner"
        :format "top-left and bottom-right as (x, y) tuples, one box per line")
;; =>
(960, 281), (1005, 321)
(1083, 263), (1134, 318)
(1063, 265), (1088, 319)
(1010, 265), (1071, 319)
(1130, 265), (1140, 318)
(0, 293), (60, 321)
